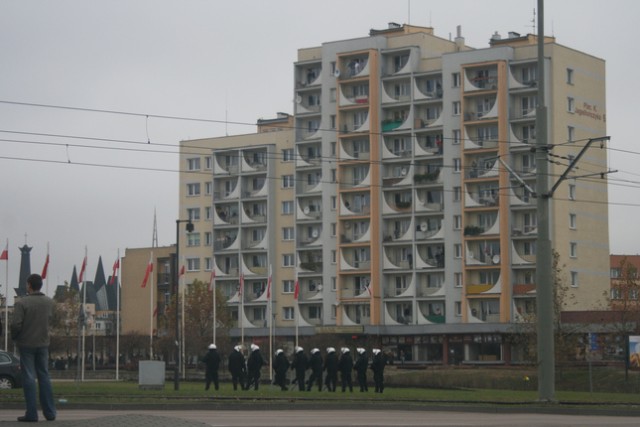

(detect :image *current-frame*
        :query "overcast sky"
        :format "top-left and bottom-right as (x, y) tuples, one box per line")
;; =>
(1, 0), (638, 304)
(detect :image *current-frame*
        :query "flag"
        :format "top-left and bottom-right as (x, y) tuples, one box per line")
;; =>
(365, 280), (372, 296)
(238, 273), (244, 296)
(0, 241), (8, 260)
(179, 265), (186, 277)
(41, 253), (50, 279)
(266, 271), (272, 299)
(208, 269), (216, 292)
(153, 306), (158, 317)
(294, 278), (300, 300)
(141, 255), (153, 288)
(109, 259), (120, 285)
(78, 255), (87, 283)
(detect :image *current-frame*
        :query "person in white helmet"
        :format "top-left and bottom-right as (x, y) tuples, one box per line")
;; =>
(306, 348), (323, 391)
(371, 348), (387, 393)
(202, 343), (220, 391)
(273, 349), (289, 390)
(291, 346), (308, 391)
(228, 345), (246, 391)
(354, 347), (369, 392)
(323, 347), (338, 392)
(338, 347), (353, 392)
(245, 344), (265, 390)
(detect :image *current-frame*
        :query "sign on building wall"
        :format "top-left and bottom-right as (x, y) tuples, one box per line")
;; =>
(629, 335), (640, 369)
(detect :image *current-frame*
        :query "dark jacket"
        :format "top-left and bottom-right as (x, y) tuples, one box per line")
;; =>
(274, 352), (290, 374)
(309, 351), (323, 374)
(202, 349), (220, 373)
(247, 349), (265, 372)
(228, 350), (246, 375)
(324, 351), (338, 374)
(11, 292), (54, 347)
(292, 351), (309, 375)
(338, 352), (353, 374)
(354, 352), (368, 374)
(371, 352), (386, 374)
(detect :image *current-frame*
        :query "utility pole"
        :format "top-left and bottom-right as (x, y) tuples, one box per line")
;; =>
(534, 0), (555, 402)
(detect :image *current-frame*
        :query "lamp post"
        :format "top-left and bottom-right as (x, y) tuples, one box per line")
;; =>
(174, 218), (194, 391)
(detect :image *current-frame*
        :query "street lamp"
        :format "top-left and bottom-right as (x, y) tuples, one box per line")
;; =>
(174, 218), (194, 391)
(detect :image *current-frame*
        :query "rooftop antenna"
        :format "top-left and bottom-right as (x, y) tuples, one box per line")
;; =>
(408, 0), (410, 25)
(532, 8), (536, 34)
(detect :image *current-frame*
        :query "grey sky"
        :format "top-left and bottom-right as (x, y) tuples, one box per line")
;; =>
(1, 0), (638, 304)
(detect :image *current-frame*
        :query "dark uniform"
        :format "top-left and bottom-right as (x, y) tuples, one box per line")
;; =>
(291, 346), (308, 391)
(338, 347), (353, 392)
(323, 347), (338, 392)
(306, 348), (323, 391)
(371, 349), (387, 393)
(246, 344), (265, 390)
(273, 349), (290, 390)
(354, 348), (368, 392)
(228, 345), (246, 391)
(202, 344), (220, 391)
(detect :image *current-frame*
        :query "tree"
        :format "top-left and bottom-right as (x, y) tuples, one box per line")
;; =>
(50, 283), (81, 359)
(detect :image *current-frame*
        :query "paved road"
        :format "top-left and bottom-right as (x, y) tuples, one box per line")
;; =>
(1, 409), (640, 426)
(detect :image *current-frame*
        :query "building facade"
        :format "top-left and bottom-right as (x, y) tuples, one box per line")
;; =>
(178, 24), (609, 363)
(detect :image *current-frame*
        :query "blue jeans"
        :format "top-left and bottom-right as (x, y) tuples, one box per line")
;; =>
(19, 346), (56, 420)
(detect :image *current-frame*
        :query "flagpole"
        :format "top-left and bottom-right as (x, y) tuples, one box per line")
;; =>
(181, 256), (186, 379)
(295, 267), (299, 349)
(268, 264), (273, 383)
(44, 242), (49, 296)
(81, 246), (87, 382)
(149, 251), (154, 360)
(211, 266), (216, 344)
(115, 249), (120, 381)
(240, 272), (244, 348)
(3, 239), (8, 351)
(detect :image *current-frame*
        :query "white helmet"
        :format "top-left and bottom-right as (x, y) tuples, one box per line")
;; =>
(276, 349), (283, 355)
(250, 344), (259, 352)
(311, 348), (319, 354)
(357, 347), (365, 355)
(326, 347), (336, 353)
(208, 344), (217, 350)
(295, 346), (304, 353)
(341, 347), (350, 354)
(234, 345), (242, 352)
(372, 348), (381, 355)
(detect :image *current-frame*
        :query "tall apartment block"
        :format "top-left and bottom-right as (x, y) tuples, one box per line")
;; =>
(179, 24), (609, 363)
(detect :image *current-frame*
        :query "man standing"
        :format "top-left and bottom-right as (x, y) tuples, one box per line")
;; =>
(354, 347), (369, 392)
(290, 346), (308, 391)
(11, 273), (56, 422)
(228, 345), (246, 391)
(202, 343), (220, 391)
(306, 348), (323, 391)
(245, 344), (265, 390)
(338, 347), (353, 392)
(371, 348), (387, 393)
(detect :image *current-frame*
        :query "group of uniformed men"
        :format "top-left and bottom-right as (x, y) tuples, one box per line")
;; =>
(201, 344), (387, 393)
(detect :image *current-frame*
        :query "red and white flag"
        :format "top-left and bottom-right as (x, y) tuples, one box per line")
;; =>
(141, 255), (153, 288)
(109, 259), (120, 285)
(179, 265), (186, 277)
(238, 273), (244, 296)
(208, 269), (216, 292)
(78, 255), (87, 283)
(41, 252), (50, 279)
(266, 270), (272, 300)
(294, 278), (300, 300)
(0, 241), (7, 261)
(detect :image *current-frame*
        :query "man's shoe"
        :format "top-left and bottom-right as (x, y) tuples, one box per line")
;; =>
(45, 415), (56, 421)
(17, 416), (38, 422)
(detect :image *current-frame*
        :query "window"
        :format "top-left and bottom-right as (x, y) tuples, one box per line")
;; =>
(569, 241), (578, 258)
(570, 271), (578, 287)
(454, 272), (462, 288)
(610, 267), (621, 279)
(205, 206), (211, 221)
(452, 101), (461, 116)
(187, 207), (200, 221)
(453, 186), (461, 202)
(283, 254), (295, 267)
(282, 149), (294, 162)
(331, 250), (337, 263)
(331, 168), (337, 183)
(332, 277), (337, 291)
(330, 88), (336, 102)
(186, 257), (200, 272)
(454, 244), (462, 258)
(331, 304), (337, 319)
(331, 141), (336, 156)
(283, 307), (295, 320)
(569, 213), (577, 229)
(204, 181), (212, 196)
(610, 288), (622, 300)
(566, 68), (574, 84)
(204, 232), (212, 246)
(204, 156), (212, 170)
(567, 126), (575, 143)
(453, 215), (462, 230)
(204, 257), (213, 271)
(567, 97), (575, 113)
(452, 129), (461, 144)
(282, 201), (293, 215)
(454, 301), (462, 316)
(452, 72), (461, 87)
(331, 196), (337, 210)
(453, 158), (461, 173)
(282, 227), (294, 241)
(308, 306), (322, 319)
(187, 157), (201, 171)
(282, 175), (294, 188)
(283, 280), (294, 293)
(186, 232), (200, 247)
(568, 184), (576, 201)
(523, 241), (536, 255)
(187, 183), (201, 196)
(330, 115), (336, 129)
(331, 223), (336, 236)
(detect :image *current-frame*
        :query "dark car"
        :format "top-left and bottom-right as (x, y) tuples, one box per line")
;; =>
(0, 350), (22, 389)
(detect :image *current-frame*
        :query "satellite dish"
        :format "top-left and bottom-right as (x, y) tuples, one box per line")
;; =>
(401, 167), (408, 176)
(295, 95), (302, 104)
(492, 255), (500, 264)
(317, 285), (323, 291)
(312, 229), (319, 238)
(334, 68), (341, 77)
(303, 206), (310, 214)
(420, 222), (428, 232)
